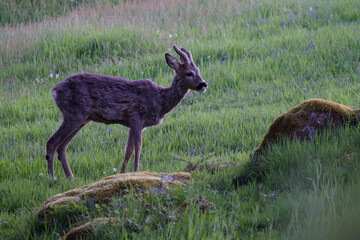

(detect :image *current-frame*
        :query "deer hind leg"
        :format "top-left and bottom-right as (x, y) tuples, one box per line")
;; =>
(46, 119), (85, 179)
(120, 129), (135, 173)
(56, 122), (87, 179)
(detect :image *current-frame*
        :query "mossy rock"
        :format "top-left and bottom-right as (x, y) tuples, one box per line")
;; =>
(38, 171), (190, 219)
(254, 99), (360, 154)
(64, 217), (120, 240)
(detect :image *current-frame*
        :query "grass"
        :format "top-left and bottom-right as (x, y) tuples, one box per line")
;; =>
(1, 0), (360, 238)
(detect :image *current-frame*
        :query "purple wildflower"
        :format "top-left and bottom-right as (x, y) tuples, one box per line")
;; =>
(272, 51), (276, 56)
(280, 22), (285, 27)
(105, 54), (109, 58)
(222, 54), (227, 59)
(289, 18), (293, 22)
(109, 129), (112, 133)
(304, 50), (308, 54)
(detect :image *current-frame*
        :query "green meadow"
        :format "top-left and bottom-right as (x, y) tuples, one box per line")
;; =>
(1, 0), (360, 239)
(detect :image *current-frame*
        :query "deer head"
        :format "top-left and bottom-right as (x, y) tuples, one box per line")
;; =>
(165, 45), (207, 92)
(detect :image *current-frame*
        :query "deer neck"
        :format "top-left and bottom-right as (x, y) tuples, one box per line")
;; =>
(160, 75), (189, 115)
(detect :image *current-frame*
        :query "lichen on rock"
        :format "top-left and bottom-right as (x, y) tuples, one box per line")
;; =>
(254, 99), (360, 154)
(38, 171), (190, 219)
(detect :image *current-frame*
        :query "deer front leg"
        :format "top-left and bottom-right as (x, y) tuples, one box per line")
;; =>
(132, 127), (143, 172)
(120, 129), (135, 173)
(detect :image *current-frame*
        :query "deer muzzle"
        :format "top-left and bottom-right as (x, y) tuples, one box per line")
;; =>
(196, 82), (208, 93)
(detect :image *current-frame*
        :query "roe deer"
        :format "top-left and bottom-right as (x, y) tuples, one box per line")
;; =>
(46, 45), (207, 179)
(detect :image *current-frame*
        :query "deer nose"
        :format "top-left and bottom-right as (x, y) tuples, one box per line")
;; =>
(196, 82), (207, 90)
(196, 81), (207, 92)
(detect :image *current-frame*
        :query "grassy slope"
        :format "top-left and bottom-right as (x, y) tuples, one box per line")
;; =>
(0, 0), (360, 239)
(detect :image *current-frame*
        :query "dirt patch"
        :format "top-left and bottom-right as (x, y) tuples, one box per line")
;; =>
(185, 161), (241, 173)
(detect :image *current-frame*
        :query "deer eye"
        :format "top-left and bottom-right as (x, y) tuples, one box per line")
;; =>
(186, 72), (193, 77)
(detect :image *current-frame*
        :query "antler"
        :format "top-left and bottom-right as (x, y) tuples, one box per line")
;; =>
(173, 45), (189, 63)
(181, 47), (194, 63)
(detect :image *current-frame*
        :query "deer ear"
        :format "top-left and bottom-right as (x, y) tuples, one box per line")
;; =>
(165, 53), (179, 70)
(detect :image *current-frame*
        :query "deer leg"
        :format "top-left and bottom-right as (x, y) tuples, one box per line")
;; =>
(132, 127), (143, 172)
(56, 122), (87, 180)
(120, 129), (134, 173)
(46, 120), (84, 179)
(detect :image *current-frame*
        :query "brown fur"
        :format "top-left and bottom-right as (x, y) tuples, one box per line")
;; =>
(46, 46), (207, 179)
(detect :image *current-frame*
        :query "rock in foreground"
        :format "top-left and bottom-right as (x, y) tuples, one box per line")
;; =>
(254, 99), (359, 154)
(38, 171), (190, 219)
(64, 217), (120, 240)
(177, 195), (214, 215)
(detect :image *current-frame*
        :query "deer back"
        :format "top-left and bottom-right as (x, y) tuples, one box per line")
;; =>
(52, 73), (165, 127)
